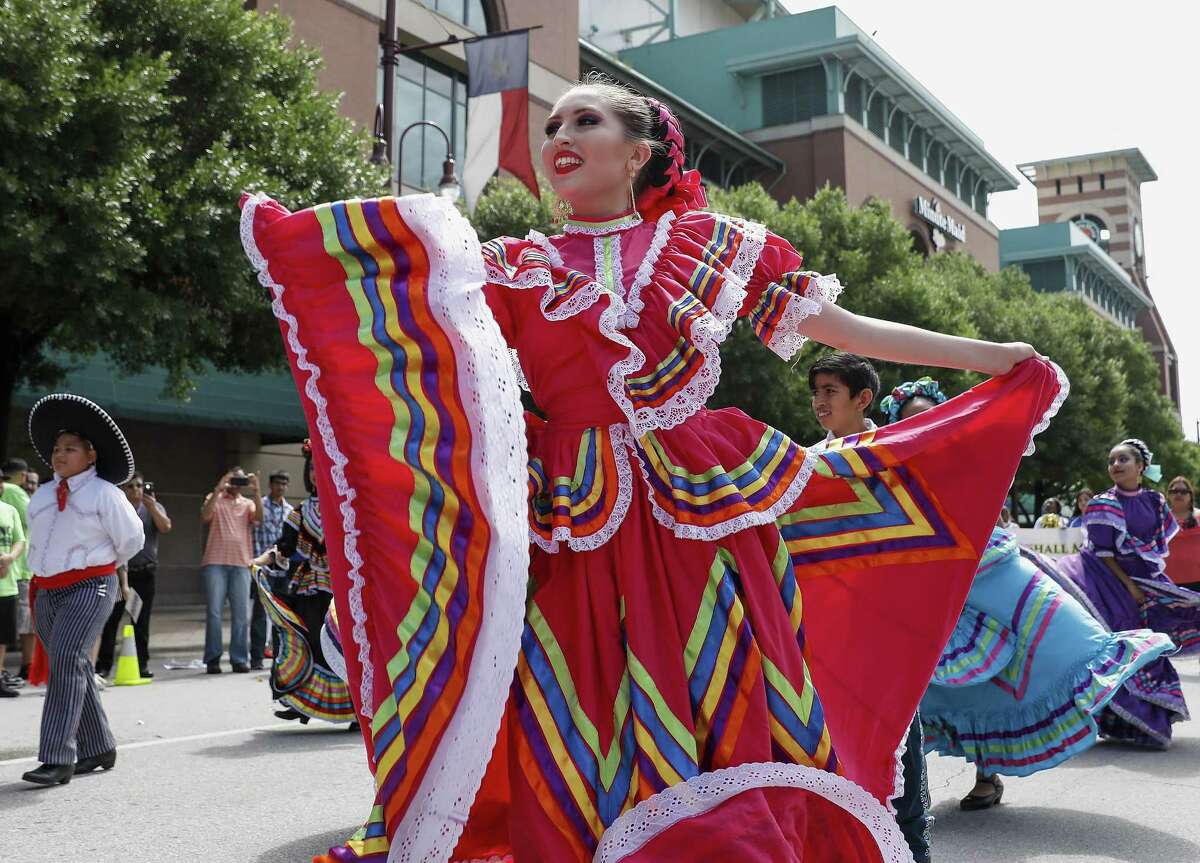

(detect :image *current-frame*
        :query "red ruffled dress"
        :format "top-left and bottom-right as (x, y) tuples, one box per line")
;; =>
(239, 191), (1066, 863)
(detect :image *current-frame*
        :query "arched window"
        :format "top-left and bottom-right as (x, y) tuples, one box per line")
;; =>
(959, 168), (974, 210)
(908, 125), (925, 171)
(943, 154), (957, 196)
(888, 109), (905, 155)
(866, 94), (885, 138)
(844, 74), (864, 124)
(927, 141), (943, 185)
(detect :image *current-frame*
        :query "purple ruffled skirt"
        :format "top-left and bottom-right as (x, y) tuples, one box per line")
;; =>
(1057, 551), (1192, 747)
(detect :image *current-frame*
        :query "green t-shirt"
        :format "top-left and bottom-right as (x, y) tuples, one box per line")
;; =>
(0, 499), (25, 598)
(0, 482), (30, 581)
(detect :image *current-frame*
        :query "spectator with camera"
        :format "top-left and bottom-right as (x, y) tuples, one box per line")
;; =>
(96, 472), (172, 679)
(200, 467), (262, 674)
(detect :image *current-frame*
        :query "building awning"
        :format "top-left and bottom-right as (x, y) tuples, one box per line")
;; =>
(581, 38), (786, 187)
(12, 354), (307, 440)
(724, 35), (1018, 192)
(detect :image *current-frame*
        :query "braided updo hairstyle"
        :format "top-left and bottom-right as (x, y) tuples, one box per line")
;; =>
(1117, 438), (1153, 470)
(569, 72), (680, 199)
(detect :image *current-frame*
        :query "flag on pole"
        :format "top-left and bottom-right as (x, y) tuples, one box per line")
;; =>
(464, 31), (539, 210)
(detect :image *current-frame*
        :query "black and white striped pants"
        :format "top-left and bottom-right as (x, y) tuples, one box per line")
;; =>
(34, 575), (118, 765)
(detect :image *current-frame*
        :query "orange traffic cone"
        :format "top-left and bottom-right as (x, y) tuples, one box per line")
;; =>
(112, 624), (151, 686)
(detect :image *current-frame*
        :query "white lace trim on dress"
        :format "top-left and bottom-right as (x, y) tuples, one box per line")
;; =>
(510, 348), (530, 392)
(562, 212), (643, 235)
(1024, 360), (1070, 457)
(617, 215), (766, 438)
(623, 211), (676, 329)
(593, 761), (914, 863)
(489, 214), (774, 441)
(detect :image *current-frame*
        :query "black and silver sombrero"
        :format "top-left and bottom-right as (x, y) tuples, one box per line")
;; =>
(28, 394), (135, 485)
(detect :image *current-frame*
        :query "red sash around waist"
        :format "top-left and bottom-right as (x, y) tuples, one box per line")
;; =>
(29, 562), (118, 614)
(32, 561), (117, 590)
(27, 562), (119, 685)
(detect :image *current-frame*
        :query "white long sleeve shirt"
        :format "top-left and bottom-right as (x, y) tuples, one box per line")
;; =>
(27, 467), (145, 577)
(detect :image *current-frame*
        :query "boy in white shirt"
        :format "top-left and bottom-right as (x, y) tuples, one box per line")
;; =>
(22, 395), (143, 786)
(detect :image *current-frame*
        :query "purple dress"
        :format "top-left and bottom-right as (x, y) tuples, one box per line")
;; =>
(1058, 487), (1200, 747)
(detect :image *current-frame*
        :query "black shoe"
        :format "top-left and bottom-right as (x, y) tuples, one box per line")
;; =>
(75, 749), (117, 774)
(18, 664), (29, 680)
(960, 775), (1004, 811)
(94, 667), (111, 679)
(0, 678), (19, 698)
(206, 661), (222, 674)
(138, 669), (154, 679)
(274, 708), (310, 725)
(249, 661), (264, 670)
(231, 662), (250, 673)
(22, 763), (74, 785)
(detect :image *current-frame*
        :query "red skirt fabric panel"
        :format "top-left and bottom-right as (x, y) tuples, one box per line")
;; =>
(784, 359), (1065, 801)
(241, 193), (530, 863)
(457, 444), (909, 861)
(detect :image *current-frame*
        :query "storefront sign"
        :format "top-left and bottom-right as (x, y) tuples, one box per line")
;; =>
(1014, 527), (1084, 559)
(913, 196), (966, 243)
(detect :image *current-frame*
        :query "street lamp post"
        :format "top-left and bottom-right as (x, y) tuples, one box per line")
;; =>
(379, 0), (398, 165)
(370, 103), (460, 201)
(396, 120), (461, 202)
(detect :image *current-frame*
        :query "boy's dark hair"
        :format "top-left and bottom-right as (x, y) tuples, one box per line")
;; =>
(807, 352), (880, 403)
(2, 457), (28, 476)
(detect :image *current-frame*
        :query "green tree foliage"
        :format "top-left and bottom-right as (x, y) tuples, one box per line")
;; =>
(468, 178), (1200, 502)
(468, 176), (557, 241)
(0, 0), (386, 452)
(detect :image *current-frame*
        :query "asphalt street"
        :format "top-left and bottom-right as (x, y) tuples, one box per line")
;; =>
(2, 659), (1199, 862)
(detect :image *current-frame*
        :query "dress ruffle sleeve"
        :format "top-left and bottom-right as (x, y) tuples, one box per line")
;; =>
(740, 228), (844, 361)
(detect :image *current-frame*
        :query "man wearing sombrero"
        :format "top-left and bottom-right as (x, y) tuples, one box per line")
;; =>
(22, 394), (144, 786)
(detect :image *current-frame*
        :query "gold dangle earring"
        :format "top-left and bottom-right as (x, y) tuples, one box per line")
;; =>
(628, 165), (640, 219)
(553, 197), (573, 225)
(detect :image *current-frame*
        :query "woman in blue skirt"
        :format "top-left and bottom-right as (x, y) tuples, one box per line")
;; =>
(881, 381), (1175, 810)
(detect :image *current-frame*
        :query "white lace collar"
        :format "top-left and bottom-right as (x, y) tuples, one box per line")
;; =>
(562, 211), (643, 236)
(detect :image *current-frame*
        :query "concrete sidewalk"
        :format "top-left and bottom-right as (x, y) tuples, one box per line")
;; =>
(3, 603), (227, 674)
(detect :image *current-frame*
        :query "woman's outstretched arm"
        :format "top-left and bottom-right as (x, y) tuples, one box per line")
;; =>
(801, 301), (1039, 377)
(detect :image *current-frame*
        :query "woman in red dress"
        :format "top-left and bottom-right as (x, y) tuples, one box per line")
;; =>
(240, 75), (1067, 863)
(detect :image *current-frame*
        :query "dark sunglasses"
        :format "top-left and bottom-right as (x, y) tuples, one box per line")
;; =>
(1169, 487), (1190, 494)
